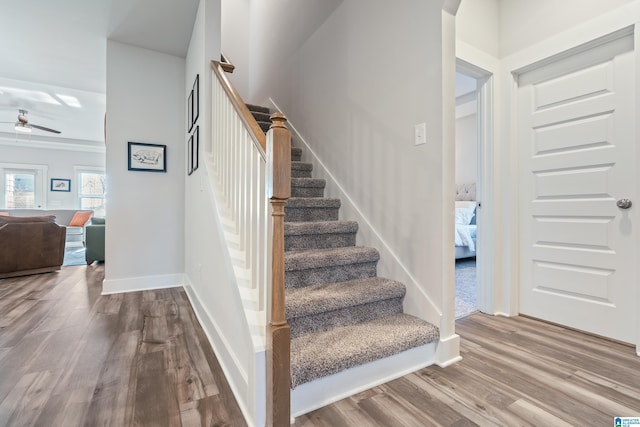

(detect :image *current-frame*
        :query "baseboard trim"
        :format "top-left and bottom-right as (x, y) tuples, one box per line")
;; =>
(291, 342), (437, 418)
(101, 273), (183, 295)
(436, 333), (462, 367)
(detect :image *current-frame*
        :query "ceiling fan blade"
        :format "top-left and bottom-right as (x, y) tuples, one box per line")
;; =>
(31, 124), (61, 134)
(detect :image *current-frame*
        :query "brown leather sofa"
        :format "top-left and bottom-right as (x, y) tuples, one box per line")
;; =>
(0, 215), (66, 279)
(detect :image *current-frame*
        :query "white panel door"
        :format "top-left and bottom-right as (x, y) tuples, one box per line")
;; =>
(518, 36), (636, 343)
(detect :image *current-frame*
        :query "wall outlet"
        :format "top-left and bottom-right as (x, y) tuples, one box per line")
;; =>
(414, 123), (426, 145)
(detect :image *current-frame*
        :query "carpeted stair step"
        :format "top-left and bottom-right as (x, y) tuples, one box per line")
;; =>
(291, 177), (325, 198)
(246, 104), (270, 114)
(285, 220), (357, 251)
(291, 161), (313, 178)
(251, 110), (271, 123)
(286, 277), (405, 338)
(256, 121), (271, 132)
(291, 147), (302, 162)
(290, 313), (440, 388)
(285, 246), (379, 288)
(285, 197), (340, 222)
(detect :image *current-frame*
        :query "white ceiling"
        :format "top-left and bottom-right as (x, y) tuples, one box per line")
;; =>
(0, 0), (199, 145)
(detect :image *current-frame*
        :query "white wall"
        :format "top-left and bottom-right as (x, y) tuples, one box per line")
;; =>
(455, 108), (477, 184)
(499, 0), (632, 57)
(221, 0), (251, 98)
(104, 40), (185, 293)
(0, 142), (104, 209)
(184, 1), (261, 426)
(456, 0), (499, 58)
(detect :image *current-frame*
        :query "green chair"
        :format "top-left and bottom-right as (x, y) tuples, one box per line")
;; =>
(85, 217), (105, 264)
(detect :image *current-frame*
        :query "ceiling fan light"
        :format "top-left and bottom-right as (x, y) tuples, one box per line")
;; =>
(14, 122), (32, 133)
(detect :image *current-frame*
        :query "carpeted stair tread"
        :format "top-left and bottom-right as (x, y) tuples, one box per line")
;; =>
(291, 178), (325, 189)
(246, 104), (270, 114)
(291, 178), (326, 197)
(286, 277), (405, 319)
(257, 121), (271, 132)
(251, 111), (271, 122)
(286, 197), (340, 209)
(290, 313), (439, 388)
(285, 220), (357, 251)
(292, 161), (313, 172)
(285, 246), (379, 271)
(285, 220), (357, 236)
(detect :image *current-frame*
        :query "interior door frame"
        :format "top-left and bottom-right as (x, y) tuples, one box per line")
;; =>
(509, 25), (640, 354)
(456, 58), (494, 315)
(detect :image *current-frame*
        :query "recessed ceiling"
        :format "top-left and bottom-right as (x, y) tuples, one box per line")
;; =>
(0, 0), (199, 144)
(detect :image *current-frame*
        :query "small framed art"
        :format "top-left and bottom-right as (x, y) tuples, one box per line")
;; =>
(128, 142), (167, 172)
(51, 178), (71, 192)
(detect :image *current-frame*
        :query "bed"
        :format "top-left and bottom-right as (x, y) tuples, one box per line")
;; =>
(455, 183), (477, 259)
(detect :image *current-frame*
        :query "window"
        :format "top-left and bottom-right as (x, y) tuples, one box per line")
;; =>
(0, 164), (47, 209)
(77, 168), (106, 217)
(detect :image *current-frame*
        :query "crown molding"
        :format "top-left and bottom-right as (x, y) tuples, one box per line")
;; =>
(0, 132), (105, 154)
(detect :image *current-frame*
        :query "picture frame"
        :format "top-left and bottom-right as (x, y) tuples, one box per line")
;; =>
(187, 133), (194, 176)
(51, 178), (71, 192)
(128, 142), (167, 172)
(187, 89), (194, 133)
(192, 74), (199, 125)
(193, 125), (199, 173)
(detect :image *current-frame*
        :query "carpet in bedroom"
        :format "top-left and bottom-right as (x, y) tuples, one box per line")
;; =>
(456, 258), (477, 318)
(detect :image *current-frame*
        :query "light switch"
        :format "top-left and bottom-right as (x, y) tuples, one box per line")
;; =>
(414, 123), (426, 145)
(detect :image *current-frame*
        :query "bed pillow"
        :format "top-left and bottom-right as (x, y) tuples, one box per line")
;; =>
(455, 201), (476, 225)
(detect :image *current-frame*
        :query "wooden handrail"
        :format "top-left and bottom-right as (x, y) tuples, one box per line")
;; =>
(220, 53), (236, 73)
(266, 113), (291, 427)
(211, 60), (266, 157)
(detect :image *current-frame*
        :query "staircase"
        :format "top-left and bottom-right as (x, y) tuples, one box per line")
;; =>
(247, 104), (440, 390)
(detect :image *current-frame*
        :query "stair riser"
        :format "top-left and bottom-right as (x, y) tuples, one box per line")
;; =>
(252, 111), (271, 122)
(285, 207), (339, 222)
(292, 153), (302, 162)
(285, 233), (356, 252)
(292, 169), (312, 178)
(291, 186), (324, 198)
(285, 262), (377, 288)
(289, 298), (403, 338)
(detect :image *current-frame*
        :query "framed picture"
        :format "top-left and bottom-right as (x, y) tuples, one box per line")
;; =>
(51, 178), (71, 192)
(193, 126), (199, 173)
(187, 89), (194, 133)
(128, 142), (167, 172)
(192, 74), (199, 125)
(187, 133), (194, 176)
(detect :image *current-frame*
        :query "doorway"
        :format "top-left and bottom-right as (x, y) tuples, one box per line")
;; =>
(454, 61), (493, 318)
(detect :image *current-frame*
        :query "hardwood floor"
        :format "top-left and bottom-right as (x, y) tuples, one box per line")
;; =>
(0, 265), (246, 427)
(295, 315), (640, 426)
(2, 266), (639, 426)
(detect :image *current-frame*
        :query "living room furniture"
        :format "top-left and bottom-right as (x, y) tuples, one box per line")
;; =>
(85, 217), (105, 264)
(0, 209), (93, 244)
(0, 215), (66, 278)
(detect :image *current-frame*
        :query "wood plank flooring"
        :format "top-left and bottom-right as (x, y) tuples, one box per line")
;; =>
(295, 314), (640, 426)
(0, 265), (246, 427)
(2, 265), (639, 426)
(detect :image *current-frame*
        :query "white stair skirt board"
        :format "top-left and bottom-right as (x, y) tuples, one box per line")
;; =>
(291, 342), (437, 418)
(184, 282), (266, 427)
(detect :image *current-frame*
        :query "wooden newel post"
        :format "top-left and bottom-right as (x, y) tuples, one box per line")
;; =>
(266, 112), (291, 427)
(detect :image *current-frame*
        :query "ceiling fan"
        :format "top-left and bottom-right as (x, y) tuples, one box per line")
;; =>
(0, 109), (61, 134)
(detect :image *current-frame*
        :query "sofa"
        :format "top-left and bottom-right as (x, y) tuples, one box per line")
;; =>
(85, 217), (105, 264)
(0, 215), (66, 278)
(0, 209), (93, 244)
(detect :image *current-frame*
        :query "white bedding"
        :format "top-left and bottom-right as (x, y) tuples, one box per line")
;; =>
(455, 224), (476, 251)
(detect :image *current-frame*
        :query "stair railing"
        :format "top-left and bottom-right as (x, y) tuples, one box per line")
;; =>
(211, 60), (291, 427)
